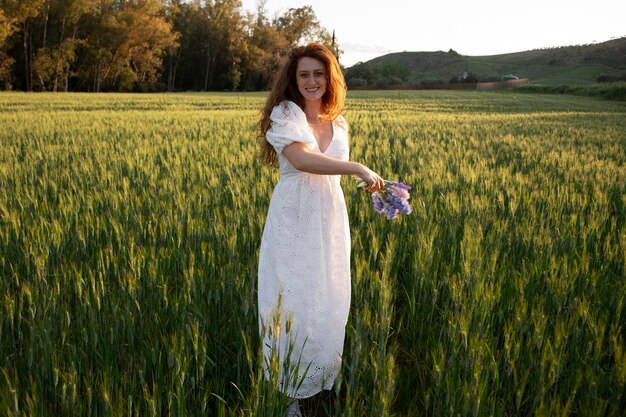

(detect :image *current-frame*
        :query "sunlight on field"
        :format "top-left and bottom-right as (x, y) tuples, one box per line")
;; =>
(1, 91), (625, 416)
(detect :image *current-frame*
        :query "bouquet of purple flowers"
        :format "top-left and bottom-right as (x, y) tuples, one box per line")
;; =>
(356, 178), (413, 219)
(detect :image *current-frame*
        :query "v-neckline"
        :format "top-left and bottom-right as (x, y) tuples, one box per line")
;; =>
(313, 120), (335, 154)
(294, 102), (335, 154)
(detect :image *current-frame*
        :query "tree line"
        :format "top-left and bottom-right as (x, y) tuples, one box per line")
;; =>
(0, 0), (339, 92)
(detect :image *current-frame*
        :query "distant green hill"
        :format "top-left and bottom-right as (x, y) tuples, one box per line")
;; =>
(345, 37), (626, 86)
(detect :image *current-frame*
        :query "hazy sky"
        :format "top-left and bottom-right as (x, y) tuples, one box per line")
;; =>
(240, 0), (626, 67)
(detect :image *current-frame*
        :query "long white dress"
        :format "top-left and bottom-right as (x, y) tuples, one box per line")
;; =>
(257, 100), (351, 398)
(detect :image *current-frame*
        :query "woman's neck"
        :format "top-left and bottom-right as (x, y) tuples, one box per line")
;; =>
(303, 99), (323, 123)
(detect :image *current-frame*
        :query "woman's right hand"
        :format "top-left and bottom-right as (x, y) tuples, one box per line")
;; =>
(357, 164), (384, 193)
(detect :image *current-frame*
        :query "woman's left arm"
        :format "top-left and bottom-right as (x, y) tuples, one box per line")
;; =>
(282, 142), (383, 192)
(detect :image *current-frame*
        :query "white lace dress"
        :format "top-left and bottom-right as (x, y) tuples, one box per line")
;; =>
(257, 100), (351, 398)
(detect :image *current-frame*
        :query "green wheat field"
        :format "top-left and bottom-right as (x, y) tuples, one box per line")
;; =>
(1, 90), (625, 416)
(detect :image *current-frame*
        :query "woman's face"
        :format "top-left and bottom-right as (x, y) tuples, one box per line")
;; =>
(296, 57), (327, 104)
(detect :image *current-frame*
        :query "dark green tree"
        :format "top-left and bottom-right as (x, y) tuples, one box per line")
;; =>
(205, 0), (246, 90)
(31, 0), (99, 91)
(76, 0), (178, 91)
(0, 7), (15, 87)
(1, 0), (341, 91)
(238, 0), (288, 90)
(0, 0), (45, 90)
(274, 5), (335, 52)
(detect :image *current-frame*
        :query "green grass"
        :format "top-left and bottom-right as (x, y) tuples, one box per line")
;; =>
(531, 64), (623, 85)
(515, 82), (626, 101)
(1, 91), (625, 416)
(358, 37), (626, 85)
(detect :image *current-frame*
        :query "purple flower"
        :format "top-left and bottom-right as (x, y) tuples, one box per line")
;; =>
(371, 192), (385, 213)
(388, 183), (411, 200)
(358, 178), (413, 220)
(384, 204), (399, 219)
(388, 181), (411, 191)
(389, 194), (412, 215)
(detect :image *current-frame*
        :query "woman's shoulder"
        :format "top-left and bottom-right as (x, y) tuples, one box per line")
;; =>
(335, 114), (349, 132)
(271, 100), (304, 122)
(266, 100), (315, 147)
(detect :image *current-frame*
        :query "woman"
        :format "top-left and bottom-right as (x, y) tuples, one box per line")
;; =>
(257, 42), (383, 416)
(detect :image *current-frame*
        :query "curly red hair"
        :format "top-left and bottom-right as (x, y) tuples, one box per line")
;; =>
(258, 42), (346, 166)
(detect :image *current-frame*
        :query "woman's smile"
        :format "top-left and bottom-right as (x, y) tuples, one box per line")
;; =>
(296, 56), (327, 101)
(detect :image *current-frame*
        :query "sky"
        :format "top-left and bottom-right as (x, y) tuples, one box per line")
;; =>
(240, 0), (626, 67)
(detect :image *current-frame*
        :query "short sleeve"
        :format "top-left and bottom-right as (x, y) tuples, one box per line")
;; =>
(266, 101), (316, 154)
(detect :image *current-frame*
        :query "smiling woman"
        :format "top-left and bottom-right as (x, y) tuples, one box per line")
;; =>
(297, 57), (333, 152)
(296, 57), (327, 101)
(256, 43), (383, 417)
